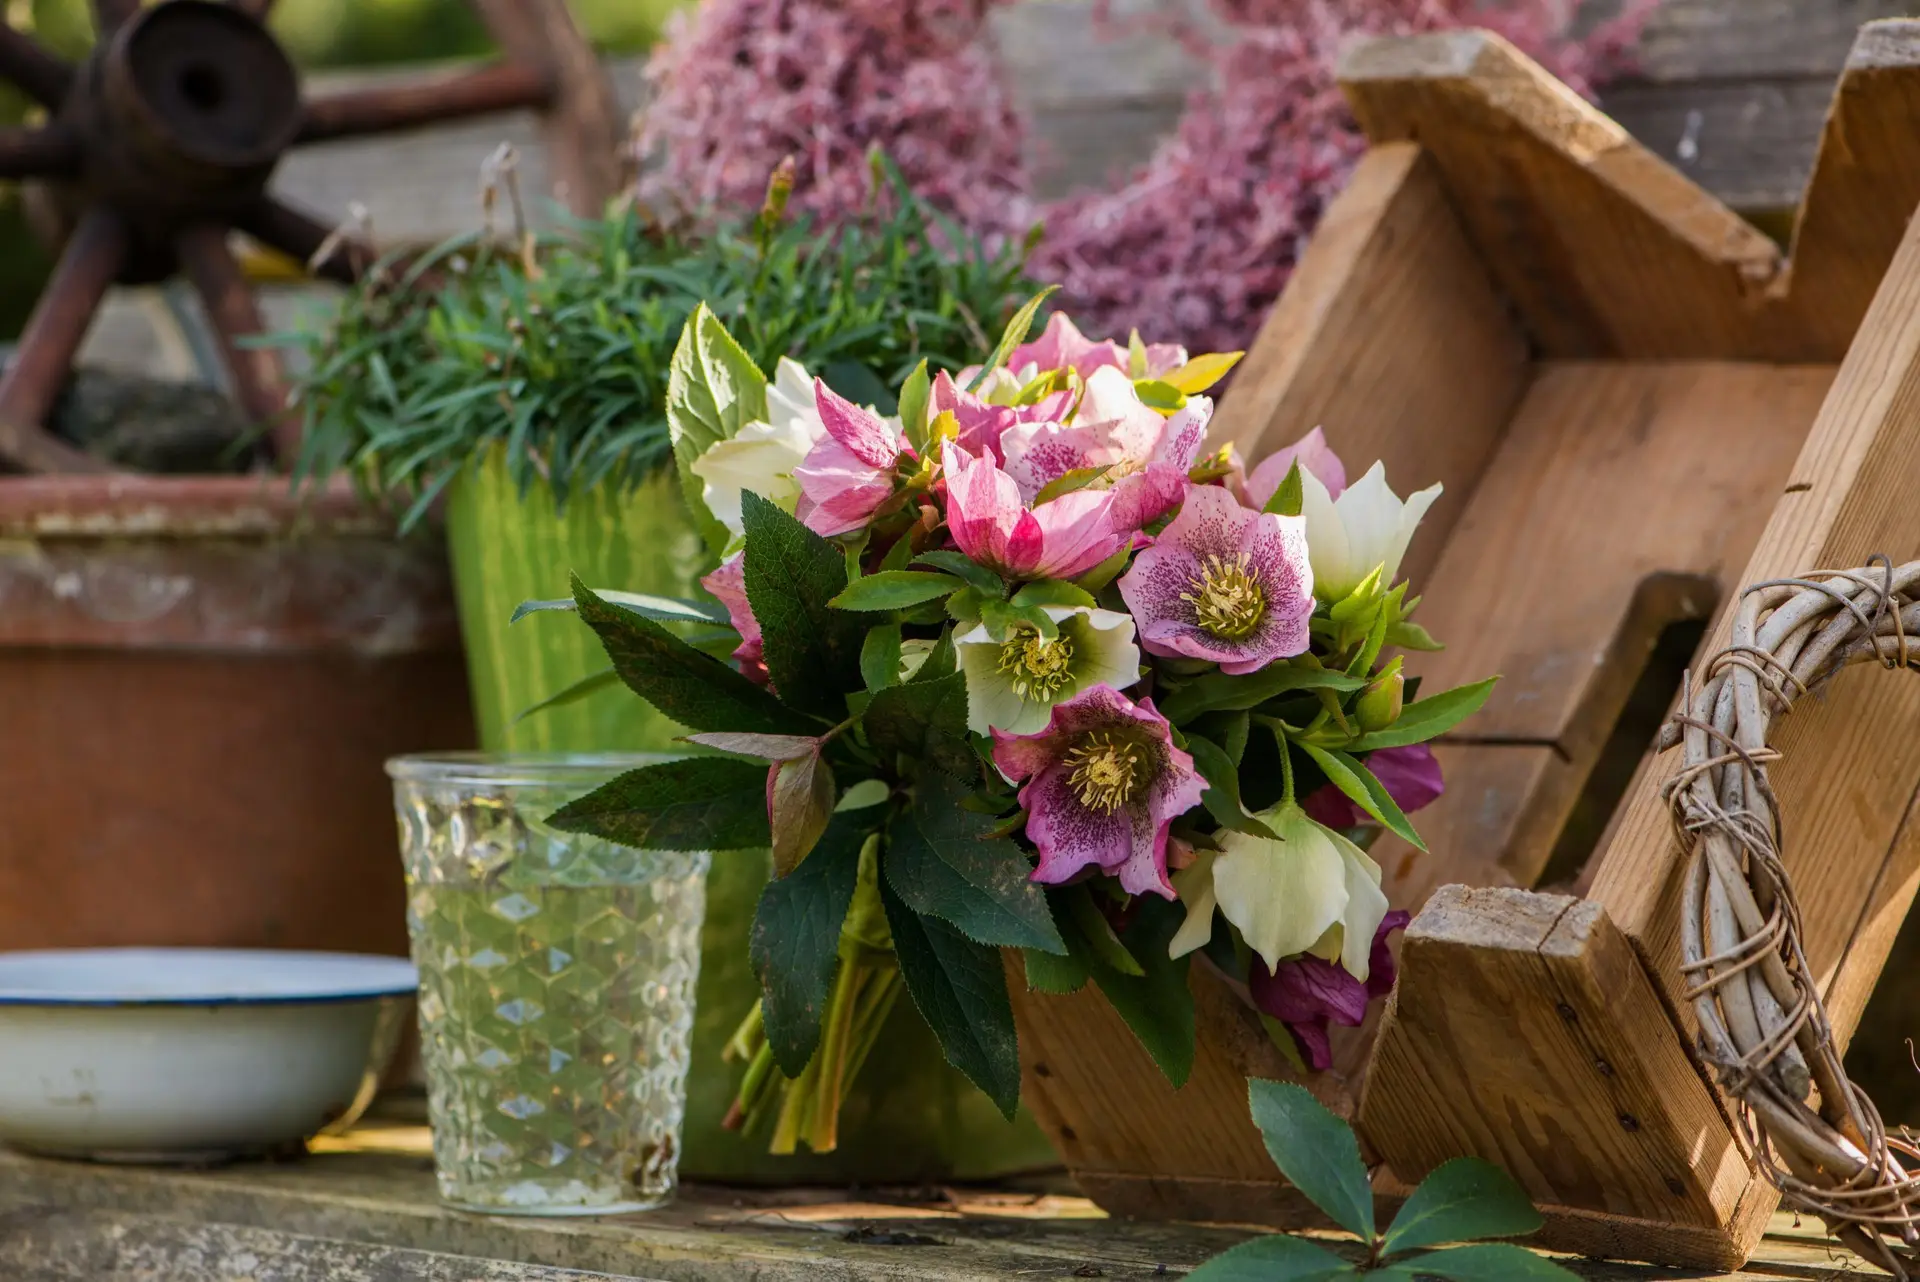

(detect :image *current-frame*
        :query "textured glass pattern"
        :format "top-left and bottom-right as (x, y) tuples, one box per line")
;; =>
(389, 755), (708, 1215)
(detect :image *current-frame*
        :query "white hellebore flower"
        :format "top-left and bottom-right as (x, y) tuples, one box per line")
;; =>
(688, 357), (826, 536)
(1176, 803), (1390, 977)
(1299, 461), (1442, 601)
(957, 605), (1140, 735)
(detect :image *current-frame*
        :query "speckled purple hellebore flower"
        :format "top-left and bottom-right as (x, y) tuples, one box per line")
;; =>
(1116, 484), (1314, 674)
(991, 684), (1206, 899)
(1251, 911), (1411, 1072)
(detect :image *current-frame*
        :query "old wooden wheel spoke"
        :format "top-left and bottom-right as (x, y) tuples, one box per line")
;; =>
(0, 0), (621, 474)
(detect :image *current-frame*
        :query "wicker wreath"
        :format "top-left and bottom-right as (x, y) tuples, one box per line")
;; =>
(1665, 556), (1920, 1277)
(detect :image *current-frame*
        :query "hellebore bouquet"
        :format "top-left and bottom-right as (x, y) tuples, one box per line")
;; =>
(539, 291), (1496, 1152)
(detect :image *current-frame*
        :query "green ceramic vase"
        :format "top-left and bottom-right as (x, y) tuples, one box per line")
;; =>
(443, 451), (1057, 1181)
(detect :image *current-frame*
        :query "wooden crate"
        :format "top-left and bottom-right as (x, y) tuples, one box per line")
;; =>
(1009, 19), (1920, 1270)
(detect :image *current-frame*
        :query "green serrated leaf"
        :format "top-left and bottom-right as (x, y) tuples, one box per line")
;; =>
(1382, 1160), (1544, 1257)
(573, 579), (816, 734)
(880, 877), (1022, 1119)
(751, 813), (870, 1076)
(1073, 894), (1195, 1087)
(741, 491), (873, 719)
(1264, 460), (1305, 517)
(1297, 744), (1424, 851)
(1062, 884), (1145, 977)
(1186, 1237), (1351, 1281)
(860, 623), (904, 691)
(980, 598), (1057, 642)
(967, 286), (1059, 392)
(1403, 1244), (1576, 1282)
(884, 775), (1064, 953)
(864, 671), (975, 777)
(1344, 678), (1498, 752)
(1248, 1080), (1376, 1242)
(1024, 944), (1090, 994)
(548, 756), (769, 851)
(830, 570), (966, 611)
(667, 302), (769, 555)
(912, 550), (1003, 594)
(1157, 663), (1367, 723)
(1011, 579), (1097, 611)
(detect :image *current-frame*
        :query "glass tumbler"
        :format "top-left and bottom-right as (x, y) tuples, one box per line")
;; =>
(387, 753), (708, 1215)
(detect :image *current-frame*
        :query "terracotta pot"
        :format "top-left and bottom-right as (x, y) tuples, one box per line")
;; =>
(0, 475), (475, 958)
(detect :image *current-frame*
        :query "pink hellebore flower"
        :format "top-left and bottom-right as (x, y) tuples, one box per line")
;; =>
(1245, 426), (1348, 509)
(1251, 911), (1410, 1072)
(940, 440), (1125, 581)
(1116, 484), (1314, 674)
(930, 369), (1073, 462)
(792, 379), (907, 537)
(1005, 313), (1186, 380)
(699, 552), (768, 685)
(991, 684), (1206, 899)
(1304, 744), (1445, 830)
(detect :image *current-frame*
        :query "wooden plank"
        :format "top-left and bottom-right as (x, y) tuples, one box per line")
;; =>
(1370, 742), (1546, 910)
(1626, 0), (1919, 81)
(1211, 141), (1528, 592)
(1338, 30), (1792, 362)
(1782, 21), (1920, 358)
(1587, 189), (1920, 1037)
(1359, 887), (1768, 1271)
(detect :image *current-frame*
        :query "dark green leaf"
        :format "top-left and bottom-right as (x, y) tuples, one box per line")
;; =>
(667, 302), (769, 553)
(1158, 664), (1367, 723)
(1297, 744), (1424, 851)
(1382, 1160), (1543, 1256)
(913, 550), (1003, 594)
(885, 777), (1064, 952)
(830, 570), (966, 611)
(512, 666), (619, 724)
(864, 671), (976, 777)
(1023, 945), (1089, 994)
(548, 757), (769, 851)
(1070, 543), (1133, 592)
(1264, 460), (1305, 517)
(880, 878), (1022, 1118)
(979, 597), (1057, 642)
(861, 623), (904, 691)
(741, 491), (873, 719)
(967, 285), (1059, 392)
(573, 579), (816, 734)
(511, 590), (728, 626)
(911, 627), (958, 682)
(1404, 1245), (1575, 1282)
(1184, 1235), (1352, 1282)
(751, 812), (871, 1076)
(1063, 884), (1143, 977)
(1188, 733), (1279, 840)
(1344, 679), (1498, 752)
(1065, 892), (1196, 1086)
(1248, 1079), (1376, 1242)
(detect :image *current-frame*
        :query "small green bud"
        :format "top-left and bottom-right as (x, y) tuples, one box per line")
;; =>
(1356, 670), (1405, 732)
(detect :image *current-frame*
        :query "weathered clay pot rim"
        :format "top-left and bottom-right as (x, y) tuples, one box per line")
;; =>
(0, 475), (406, 539)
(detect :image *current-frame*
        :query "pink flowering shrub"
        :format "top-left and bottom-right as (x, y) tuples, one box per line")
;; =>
(635, 0), (1032, 236)
(1029, 0), (1659, 353)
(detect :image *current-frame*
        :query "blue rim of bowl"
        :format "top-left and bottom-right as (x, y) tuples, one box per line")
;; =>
(0, 949), (419, 1008)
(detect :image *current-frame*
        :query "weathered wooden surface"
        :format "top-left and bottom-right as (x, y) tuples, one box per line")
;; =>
(0, 1125), (1891, 1281)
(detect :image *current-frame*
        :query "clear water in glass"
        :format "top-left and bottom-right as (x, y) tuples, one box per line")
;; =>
(387, 753), (707, 1215)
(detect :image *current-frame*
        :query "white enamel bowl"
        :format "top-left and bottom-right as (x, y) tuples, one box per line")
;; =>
(0, 948), (417, 1163)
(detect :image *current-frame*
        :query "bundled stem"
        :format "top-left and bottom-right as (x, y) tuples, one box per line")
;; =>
(1666, 558), (1920, 1277)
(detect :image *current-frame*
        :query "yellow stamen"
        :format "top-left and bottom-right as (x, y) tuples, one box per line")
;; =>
(1180, 551), (1266, 640)
(1062, 731), (1144, 814)
(996, 627), (1076, 701)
